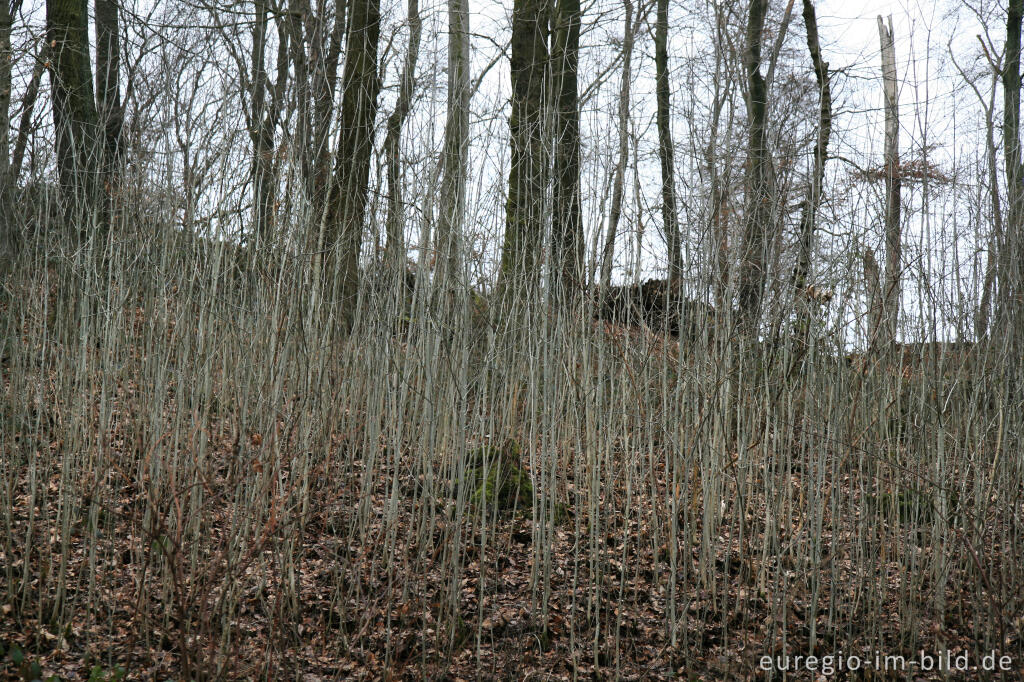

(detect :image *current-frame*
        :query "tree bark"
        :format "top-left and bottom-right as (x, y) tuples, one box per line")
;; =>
(324, 0), (381, 330)
(737, 0), (772, 332)
(876, 15), (901, 351)
(550, 0), (582, 298)
(383, 0), (422, 266)
(499, 0), (548, 299)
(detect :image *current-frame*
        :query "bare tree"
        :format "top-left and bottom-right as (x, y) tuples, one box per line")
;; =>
(1000, 0), (1024, 348)
(435, 0), (471, 287)
(790, 0), (831, 340)
(737, 0), (772, 332)
(383, 0), (423, 267)
(654, 0), (680, 293)
(11, 44), (46, 184)
(0, 0), (12, 241)
(324, 0), (382, 329)
(500, 0), (549, 299)
(550, 0), (583, 297)
(48, 0), (100, 221)
(599, 0), (635, 289)
(873, 15), (901, 351)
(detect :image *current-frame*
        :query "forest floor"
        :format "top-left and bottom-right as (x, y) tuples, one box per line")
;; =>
(2, 307), (1022, 680)
(3, 426), (1022, 681)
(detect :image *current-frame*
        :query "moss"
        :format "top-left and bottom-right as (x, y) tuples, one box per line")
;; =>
(462, 440), (533, 513)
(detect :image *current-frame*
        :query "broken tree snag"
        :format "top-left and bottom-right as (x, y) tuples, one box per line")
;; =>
(863, 247), (883, 351)
(877, 14), (902, 353)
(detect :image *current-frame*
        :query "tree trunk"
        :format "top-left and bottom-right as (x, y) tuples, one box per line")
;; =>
(436, 0), (470, 286)
(1001, 0), (1024, 349)
(976, 74), (1002, 341)
(383, 0), (422, 267)
(94, 0), (121, 166)
(599, 0), (633, 290)
(94, 0), (122, 231)
(864, 246), (882, 348)
(550, 0), (582, 298)
(324, 0), (381, 330)
(499, 0), (548, 299)
(791, 0), (831, 338)
(876, 15), (901, 352)
(737, 0), (772, 333)
(654, 0), (680, 294)
(11, 46), (46, 183)
(47, 0), (99, 223)
(0, 0), (12, 241)
(248, 0), (289, 249)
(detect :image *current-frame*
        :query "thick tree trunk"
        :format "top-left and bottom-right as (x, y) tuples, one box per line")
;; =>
(599, 0), (633, 290)
(737, 0), (772, 333)
(791, 0), (831, 337)
(94, 0), (121, 166)
(383, 0), (422, 266)
(47, 0), (99, 223)
(94, 0), (122, 231)
(499, 0), (548, 299)
(550, 0), (582, 298)
(876, 15), (901, 351)
(324, 0), (381, 330)
(436, 0), (470, 286)
(654, 0), (680, 293)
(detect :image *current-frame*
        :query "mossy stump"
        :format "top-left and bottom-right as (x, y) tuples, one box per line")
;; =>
(460, 440), (533, 513)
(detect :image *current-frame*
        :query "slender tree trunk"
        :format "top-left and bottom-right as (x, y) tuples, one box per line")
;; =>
(707, 3), (731, 313)
(47, 0), (99, 224)
(550, 0), (582, 298)
(599, 0), (633, 290)
(876, 15), (901, 351)
(382, 0), (422, 267)
(1001, 0), (1024, 349)
(654, 0), (680, 294)
(324, 0), (381, 330)
(791, 0), (831, 337)
(499, 0), (548, 299)
(737, 0), (772, 332)
(0, 0), (12, 242)
(436, 0), (470, 287)
(11, 46), (46, 183)
(977, 76), (1002, 340)
(293, 0), (346, 212)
